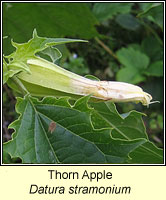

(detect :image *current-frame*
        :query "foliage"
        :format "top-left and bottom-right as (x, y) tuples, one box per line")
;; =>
(137, 3), (163, 30)
(92, 3), (133, 22)
(3, 3), (98, 56)
(63, 54), (90, 75)
(3, 2), (163, 164)
(116, 46), (150, 84)
(3, 93), (163, 164)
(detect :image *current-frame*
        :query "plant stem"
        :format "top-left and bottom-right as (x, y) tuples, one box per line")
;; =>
(95, 37), (119, 61)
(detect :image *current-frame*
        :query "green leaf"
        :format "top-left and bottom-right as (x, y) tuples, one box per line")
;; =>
(90, 101), (147, 139)
(137, 4), (163, 29)
(116, 67), (146, 84)
(3, 96), (147, 164)
(116, 47), (149, 69)
(128, 142), (163, 164)
(141, 36), (163, 62)
(116, 14), (140, 31)
(92, 3), (133, 22)
(3, 151), (13, 164)
(90, 101), (163, 164)
(116, 47), (149, 84)
(138, 3), (156, 12)
(144, 60), (163, 77)
(3, 2), (99, 55)
(73, 95), (92, 113)
(128, 43), (142, 52)
(3, 151), (21, 164)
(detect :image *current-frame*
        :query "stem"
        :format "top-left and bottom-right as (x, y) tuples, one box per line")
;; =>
(11, 76), (30, 96)
(95, 37), (119, 61)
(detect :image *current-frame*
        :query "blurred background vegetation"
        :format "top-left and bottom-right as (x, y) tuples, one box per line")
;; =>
(3, 2), (163, 163)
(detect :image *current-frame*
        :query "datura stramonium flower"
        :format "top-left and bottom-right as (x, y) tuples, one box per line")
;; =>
(14, 57), (157, 107)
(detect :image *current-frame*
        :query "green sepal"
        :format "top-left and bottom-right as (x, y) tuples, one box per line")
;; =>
(4, 29), (88, 86)
(6, 29), (88, 63)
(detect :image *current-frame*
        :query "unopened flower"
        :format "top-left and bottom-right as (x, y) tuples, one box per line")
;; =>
(14, 57), (157, 106)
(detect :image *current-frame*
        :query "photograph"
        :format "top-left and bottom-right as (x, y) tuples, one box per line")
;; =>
(2, 2), (164, 164)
